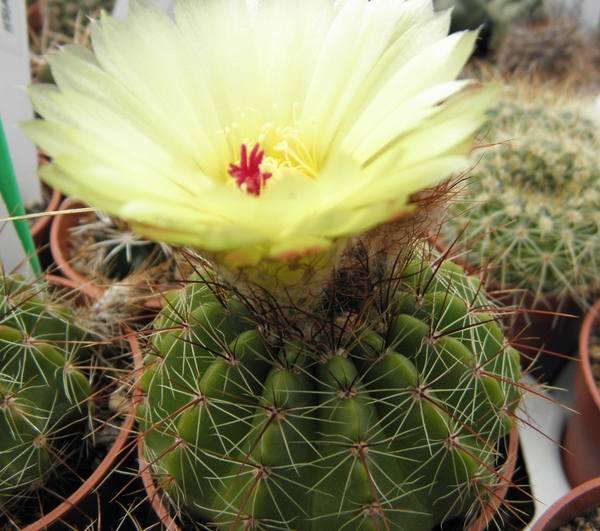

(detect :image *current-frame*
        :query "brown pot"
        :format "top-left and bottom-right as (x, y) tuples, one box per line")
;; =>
(50, 197), (176, 312)
(562, 296), (600, 488)
(530, 476), (600, 531)
(30, 186), (61, 250)
(26, 0), (44, 36)
(49, 197), (104, 299)
(133, 343), (520, 531)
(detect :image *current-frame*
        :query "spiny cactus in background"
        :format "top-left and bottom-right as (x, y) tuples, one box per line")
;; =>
(137, 246), (522, 530)
(433, 0), (542, 48)
(492, 12), (600, 93)
(41, 0), (115, 39)
(0, 275), (91, 507)
(440, 83), (600, 309)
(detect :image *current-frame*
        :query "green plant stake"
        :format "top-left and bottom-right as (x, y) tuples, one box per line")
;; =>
(0, 117), (42, 277)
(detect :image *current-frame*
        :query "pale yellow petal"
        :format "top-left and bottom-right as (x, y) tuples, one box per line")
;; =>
(339, 30), (478, 159)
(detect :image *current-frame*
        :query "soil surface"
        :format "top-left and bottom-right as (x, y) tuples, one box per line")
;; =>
(557, 505), (600, 530)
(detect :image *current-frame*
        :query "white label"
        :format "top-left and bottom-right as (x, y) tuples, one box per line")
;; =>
(0, 0), (39, 274)
(0, 0), (23, 56)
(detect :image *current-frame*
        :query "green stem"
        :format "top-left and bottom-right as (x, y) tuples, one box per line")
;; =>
(0, 117), (43, 277)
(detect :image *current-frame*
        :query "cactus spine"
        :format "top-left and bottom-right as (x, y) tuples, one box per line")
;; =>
(137, 246), (522, 530)
(440, 83), (600, 308)
(0, 276), (91, 506)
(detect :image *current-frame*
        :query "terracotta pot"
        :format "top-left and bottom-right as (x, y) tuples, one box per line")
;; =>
(133, 335), (520, 531)
(562, 296), (600, 488)
(26, 0), (44, 36)
(530, 476), (600, 531)
(49, 197), (104, 299)
(30, 186), (61, 250)
(50, 197), (177, 312)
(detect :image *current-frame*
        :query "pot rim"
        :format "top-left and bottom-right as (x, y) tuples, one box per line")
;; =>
(49, 197), (105, 300)
(577, 297), (600, 412)
(530, 475), (600, 531)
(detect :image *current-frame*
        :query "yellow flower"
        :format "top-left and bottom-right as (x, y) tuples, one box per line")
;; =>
(23, 0), (496, 268)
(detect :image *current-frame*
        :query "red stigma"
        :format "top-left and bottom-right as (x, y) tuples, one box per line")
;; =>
(228, 143), (272, 196)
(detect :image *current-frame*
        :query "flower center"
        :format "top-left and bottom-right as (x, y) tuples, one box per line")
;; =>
(218, 106), (320, 194)
(228, 143), (273, 196)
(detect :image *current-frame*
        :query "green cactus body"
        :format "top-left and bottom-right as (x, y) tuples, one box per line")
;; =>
(138, 255), (522, 530)
(0, 277), (91, 505)
(441, 96), (600, 306)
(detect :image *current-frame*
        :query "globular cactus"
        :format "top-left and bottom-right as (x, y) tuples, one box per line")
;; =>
(440, 85), (600, 309)
(0, 275), (92, 506)
(137, 248), (522, 530)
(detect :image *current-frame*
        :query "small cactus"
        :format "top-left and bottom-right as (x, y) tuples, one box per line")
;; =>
(137, 248), (522, 530)
(68, 209), (173, 282)
(0, 275), (92, 507)
(440, 83), (600, 309)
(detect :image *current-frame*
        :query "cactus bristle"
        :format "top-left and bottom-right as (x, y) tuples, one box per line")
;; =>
(138, 246), (523, 530)
(0, 275), (92, 509)
(440, 77), (600, 310)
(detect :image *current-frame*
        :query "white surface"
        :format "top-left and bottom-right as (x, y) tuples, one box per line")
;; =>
(519, 363), (578, 529)
(546, 0), (600, 30)
(0, 0), (39, 274)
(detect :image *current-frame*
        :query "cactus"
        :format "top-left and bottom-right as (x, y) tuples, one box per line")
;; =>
(0, 275), (92, 507)
(492, 12), (600, 89)
(68, 209), (173, 282)
(137, 246), (522, 530)
(440, 84), (600, 309)
(433, 0), (542, 47)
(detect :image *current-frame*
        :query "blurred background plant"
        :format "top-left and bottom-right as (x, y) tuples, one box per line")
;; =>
(436, 71), (600, 382)
(27, 0), (115, 83)
(433, 0), (544, 54)
(440, 74), (600, 311)
(490, 10), (600, 93)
